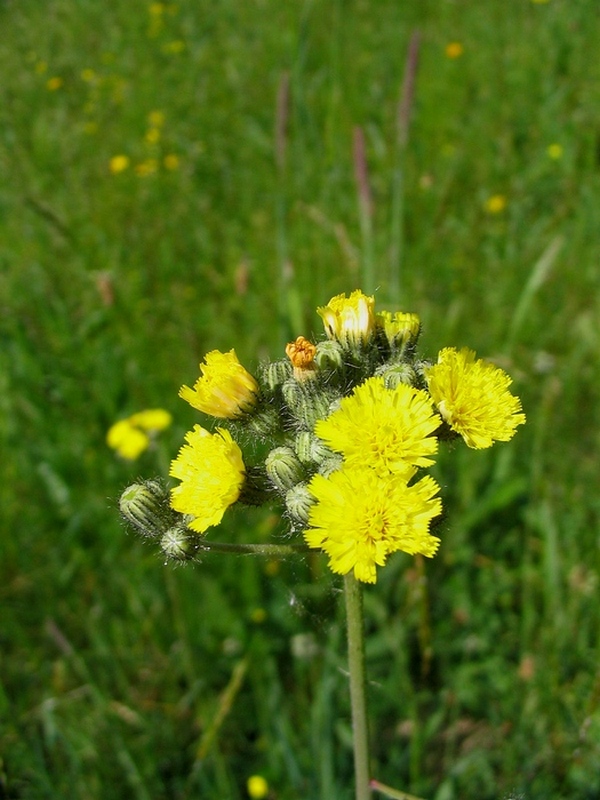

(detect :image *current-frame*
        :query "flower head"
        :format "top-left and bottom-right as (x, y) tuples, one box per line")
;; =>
(317, 290), (376, 349)
(376, 310), (421, 353)
(179, 349), (259, 419)
(315, 376), (440, 475)
(306, 467), (442, 583)
(170, 425), (245, 533)
(286, 336), (317, 380)
(485, 194), (507, 214)
(425, 347), (526, 448)
(445, 42), (464, 59)
(107, 408), (172, 460)
(247, 775), (269, 799)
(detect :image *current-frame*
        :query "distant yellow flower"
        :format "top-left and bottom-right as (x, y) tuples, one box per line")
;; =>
(107, 408), (172, 460)
(163, 153), (180, 170)
(170, 426), (245, 533)
(162, 40), (185, 54)
(547, 143), (563, 160)
(144, 127), (161, 144)
(135, 158), (158, 177)
(317, 290), (376, 349)
(46, 76), (63, 91)
(315, 376), (440, 475)
(445, 42), (464, 59)
(179, 349), (259, 419)
(35, 61), (48, 75)
(149, 1), (165, 14)
(148, 110), (165, 128)
(484, 194), (507, 214)
(247, 775), (269, 799)
(80, 68), (97, 83)
(306, 467), (442, 583)
(425, 347), (526, 449)
(109, 154), (130, 174)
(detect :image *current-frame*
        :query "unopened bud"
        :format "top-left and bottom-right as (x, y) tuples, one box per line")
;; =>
(265, 446), (305, 493)
(295, 431), (333, 465)
(261, 359), (292, 391)
(160, 525), (199, 561)
(376, 362), (417, 389)
(119, 479), (177, 538)
(314, 339), (344, 372)
(318, 453), (343, 477)
(282, 380), (335, 430)
(285, 482), (315, 524)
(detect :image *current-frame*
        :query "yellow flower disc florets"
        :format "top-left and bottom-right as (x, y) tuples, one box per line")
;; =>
(169, 425), (245, 532)
(179, 349), (258, 419)
(425, 347), (526, 449)
(305, 467), (442, 583)
(315, 376), (440, 475)
(317, 290), (376, 348)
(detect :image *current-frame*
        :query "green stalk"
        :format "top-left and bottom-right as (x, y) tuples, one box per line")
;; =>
(344, 572), (371, 800)
(197, 541), (310, 557)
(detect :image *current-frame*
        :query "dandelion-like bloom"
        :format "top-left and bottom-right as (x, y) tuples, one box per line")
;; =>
(315, 376), (440, 475)
(107, 408), (172, 460)
(306, 467), (442, 583)
(170, 425), (245, 533)
(246, 775), (269, 799)
(109, 155), (130, 174)
(547, 143), (563, 160)
(179, 349), (259, 419)
(445, 42), (464, 59)
(425, 347), (526, 449)
(485, 194), (507, 214)
(317, 290), (376, 348)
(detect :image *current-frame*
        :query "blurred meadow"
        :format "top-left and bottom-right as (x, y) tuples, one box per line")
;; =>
(1, 0), (600, 798)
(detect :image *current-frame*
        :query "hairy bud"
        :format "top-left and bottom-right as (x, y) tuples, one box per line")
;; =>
(119, 479), (177, 538)
(265, 446), (305, 493)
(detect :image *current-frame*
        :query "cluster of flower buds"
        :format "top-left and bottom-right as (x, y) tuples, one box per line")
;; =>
(119, 290), (525, 583)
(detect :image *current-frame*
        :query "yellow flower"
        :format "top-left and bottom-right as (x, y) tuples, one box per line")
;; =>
(162, 40), (185, 54)
(148, 110), (165, 127)
(135, 158), (158, 177)
(247, 775), (269, 799)
(547, 143), (563, 160)
(46, 76), (63, 91)
(109, 154), (130, 174)
(485, 194), (507, 214)
(169, 426), (245, 533)
(376, 310), (421, 351)
(107, 409), (172, 460)
(163, 153), (180, 171)
(425, 347), (526, 449)
(179, 349), (259, 419)
(445, 42), (464, 59)
(315, 376), (440, 475)
(144, 127), (161, 144)
(306, 467), (442, 583)
(317, 290), (376, 349)
(80, 68), (97, 83)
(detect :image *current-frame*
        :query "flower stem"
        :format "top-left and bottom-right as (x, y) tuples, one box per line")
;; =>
(344, 572), (371, 800)
(197, 541), (311, 557)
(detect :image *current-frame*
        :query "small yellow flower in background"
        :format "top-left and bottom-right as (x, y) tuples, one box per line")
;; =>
(484, 194), (507, 214)
(109, 154), (130, 174)
(547, 143), (563, 160)
(426, 347), (526, 449)
(46, 76), (63, 91)
(179, 349), (259, 419)
(35, 60), (48, 74)
(306, 467), (442, 584)
(247, 775), (269, 799)
(107, 409), (172, 460)
(145, 127), (161, 145)
(315, 376), (440, 475)
(318, 290), (376, 349)
(445, 42), (464, 59)
(135, 158), (159, 177)
(163, 153), (180, 171)
(148, 110), (165, 128)
(149, 1), (165, 14)
(80, 68), (97, 83)
(170, 426), (246, 533)
(162, 39), (186, 54)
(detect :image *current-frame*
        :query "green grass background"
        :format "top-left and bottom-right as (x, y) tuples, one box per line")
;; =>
(2, 0), (600, 798)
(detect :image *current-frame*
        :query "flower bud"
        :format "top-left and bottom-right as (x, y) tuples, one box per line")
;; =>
(160, 525), (199, 561)
(317, 290), (376, 351)
(295, 431), (333, 465)
(286, 336), (317, 382)
(285, 482), (315, 524)
(119, 479), (177, 538)
(282, 379), (335, 430)
(314, 339), (345, 372)
(376, 311), (421, 356)
(265, 446), (305, 493)
(376, 362), (417, 389)
(261, 358), (292, 391)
